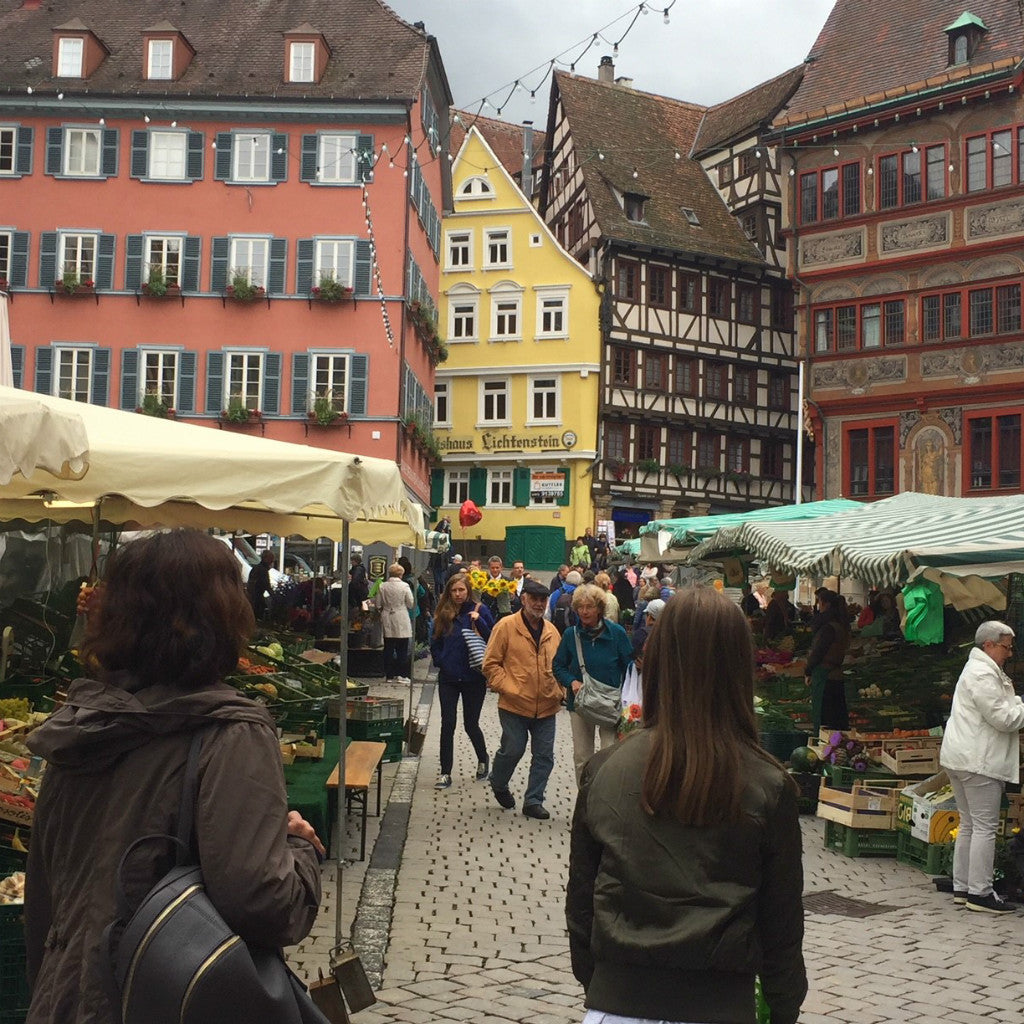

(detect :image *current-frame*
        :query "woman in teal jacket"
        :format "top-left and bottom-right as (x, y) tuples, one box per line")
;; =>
(553, 583), (633, 785)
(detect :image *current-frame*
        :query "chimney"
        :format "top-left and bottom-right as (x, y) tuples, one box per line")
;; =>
(521, 121), (534, 199)
(598, 55), (614, 83)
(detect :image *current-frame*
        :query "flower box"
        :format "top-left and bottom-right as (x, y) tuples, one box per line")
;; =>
(306, 410), (348, 427)
(225, 283), (266, 303)
(55, 278), (95, 296)
(310, 284), (354, 304)
(141, 282), (181, 298)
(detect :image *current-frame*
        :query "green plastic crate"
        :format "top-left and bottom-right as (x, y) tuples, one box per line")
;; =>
(823, 819), (898, 858)
(0, 896), (29, 1024)
(896, 831), (947, 874)
(346, 717), (404, 742)
(381, 735), (404, 764)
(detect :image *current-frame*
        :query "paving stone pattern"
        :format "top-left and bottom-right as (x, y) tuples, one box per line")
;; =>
(289, 670), (1024, 1023)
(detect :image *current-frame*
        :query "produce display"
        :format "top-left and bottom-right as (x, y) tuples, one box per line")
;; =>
(0, 870), (25, 904)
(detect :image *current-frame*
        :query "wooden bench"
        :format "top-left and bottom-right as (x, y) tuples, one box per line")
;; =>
(326, 740), (386, 861)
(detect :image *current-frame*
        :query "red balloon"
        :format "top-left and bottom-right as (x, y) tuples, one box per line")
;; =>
(459, 500), (482, 528)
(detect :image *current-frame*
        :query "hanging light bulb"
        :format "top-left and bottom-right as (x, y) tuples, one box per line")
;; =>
(530, 90), (536, 103)
(754, 149), (761, 158)
(144, 114), (150, 123)
(99, 117), (106, 126)
(171, 121), (177, 128)
(833, 147), (839, 157)
(632, 167), (639, 179)
(57, 92), (64, 100)
(911, 144), (918, 153)
(664, 8), (670, 24)
(598, 151), (605, 160)
(613, 43), (619, 57)
(674, 151), (680, 160)
(26, 86), (33, 95)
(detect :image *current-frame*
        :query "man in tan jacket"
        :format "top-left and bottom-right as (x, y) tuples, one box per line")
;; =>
(482, 578), (563, 819)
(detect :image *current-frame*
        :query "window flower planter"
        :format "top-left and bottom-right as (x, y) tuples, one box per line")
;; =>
(225, 283), (266, 304)
(307, 409), (349, 427)
(637, 458), (661, 474)
(142, 282), (181, 298)
(55, 278), (95, 296)
(310, 282), (354, 304)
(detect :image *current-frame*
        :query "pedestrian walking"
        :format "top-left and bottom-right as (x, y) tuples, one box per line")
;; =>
(430, 573), (494, 790)
(247, 549), (275, 620)
(940, 621), (1024, 914)
(482, 578), (563, 819)
(566, 586), (806, 1024)
(569, 536), (592, 570)
(375, 562), (414, 683)
(553, 583), (632, 785)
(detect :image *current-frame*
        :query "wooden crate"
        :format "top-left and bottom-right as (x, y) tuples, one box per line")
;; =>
(870, 737), (942, 777)
(816, 777), (906, 830)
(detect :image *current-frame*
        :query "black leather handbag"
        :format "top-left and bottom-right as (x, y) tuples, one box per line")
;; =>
(104, 730), (329, 1024)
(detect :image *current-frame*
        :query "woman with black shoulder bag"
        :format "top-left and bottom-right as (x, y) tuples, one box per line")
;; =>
(430, 572), (494, 790)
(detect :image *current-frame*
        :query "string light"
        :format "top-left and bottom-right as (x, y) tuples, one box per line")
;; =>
(361, 183), (395, 350)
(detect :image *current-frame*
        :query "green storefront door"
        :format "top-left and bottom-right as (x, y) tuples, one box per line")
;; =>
(505, 526), (566, 572)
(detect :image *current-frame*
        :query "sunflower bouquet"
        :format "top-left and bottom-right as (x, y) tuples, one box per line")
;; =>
(468, 569), (489, 592)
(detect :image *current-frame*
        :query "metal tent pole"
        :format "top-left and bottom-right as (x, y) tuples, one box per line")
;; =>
(334, 521), (350, 947)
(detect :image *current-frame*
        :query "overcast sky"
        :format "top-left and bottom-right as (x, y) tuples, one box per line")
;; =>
(386, 0), (836, 123)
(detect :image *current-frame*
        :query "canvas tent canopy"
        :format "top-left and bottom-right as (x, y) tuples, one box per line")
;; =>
(686, 491), (1024, 608)
(0, 385), (425, 544)
(0, 390), (90, 486)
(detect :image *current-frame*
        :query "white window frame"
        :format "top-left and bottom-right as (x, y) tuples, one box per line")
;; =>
(535, 288), (569, 339)
(0, 231), (10, 281)
(527, 375), (560, 425)
(289, 41), (315, 83)
(459, 176), (494, 198)
(229, 237), (269, 288)
(314, 238), (355, 288)
(64, 127), (101, 177)
(141, 349), (179, 408)
(145, 235), (183, 286)
(311, 353), (349, 413)
(484, 228), (512, 269)
(147, 39), (173, 80)
(479, 378), (510, 426)
(317, 133), (357, 184)
(233, 133), (271, 183)
(148, 130), (187, 180)
(445, 230), (473, 270)
(57, 37), (84, 77)
(55, 346), (93, 402)
(0, 127), (16, 176)
(434, 380), (451, 427)
(445, 469), (470, 505)
(226, 351), (264, 411)
(59, 232), (98, 283)
(448, 285), (479, 343)
(489, 282), (523, 342)
(488, 469), (514, 507)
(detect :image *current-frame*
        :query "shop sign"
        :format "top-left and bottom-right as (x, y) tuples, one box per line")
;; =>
(530, 470), (566, 499)
(437, 430), (579, 453)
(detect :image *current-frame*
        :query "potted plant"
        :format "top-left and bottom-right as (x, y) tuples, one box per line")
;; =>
(307, 390), (347, 427)
(142, 266), (180, 298)
(55, 271), (95, 295)
(137, 391), (173, 418)
(667, 462), (687, 477)
(637, 458), (660, 474)
(606, 459), (628, 482)
(310, 274), (353, 304)
(222, 394), (256, 423)
(225, 274), (265, 303)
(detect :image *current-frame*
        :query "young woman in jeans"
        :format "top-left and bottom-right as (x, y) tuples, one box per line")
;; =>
(429, 573), (494, 790)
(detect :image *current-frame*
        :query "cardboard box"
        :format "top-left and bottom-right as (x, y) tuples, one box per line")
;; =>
(870, 737), (942, 777)
(897, 771), (1013, 843)
(816, 777), (906, 830)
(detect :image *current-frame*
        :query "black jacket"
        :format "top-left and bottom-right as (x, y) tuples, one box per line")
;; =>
(566, 731), (806, 1024)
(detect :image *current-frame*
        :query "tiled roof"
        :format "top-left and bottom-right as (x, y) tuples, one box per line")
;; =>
(692, 65), (804, 155)
(0, 0), (446, 103)
(552, 71), (763, 266)
(449, 109), (546, 181)
(778, 0), (1024, 128)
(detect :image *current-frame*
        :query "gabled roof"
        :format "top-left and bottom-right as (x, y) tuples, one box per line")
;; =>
(0, 0), (451, 104)
(550, 71), (762, 266)
(449, 110), (546, 181)
(778, 0), (1024, 129)
(692, 65), (804, 156)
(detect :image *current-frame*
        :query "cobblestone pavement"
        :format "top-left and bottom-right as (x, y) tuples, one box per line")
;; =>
(289, 668), (1024, 1023)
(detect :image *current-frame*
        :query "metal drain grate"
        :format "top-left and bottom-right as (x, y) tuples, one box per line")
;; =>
(803, 890), (898, 918)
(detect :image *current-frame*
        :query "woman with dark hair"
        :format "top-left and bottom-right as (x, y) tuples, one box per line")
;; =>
(430, 572), (494, 790)
(566, 587), (806, 1024)
(24, 530), (324, 1024)
(805, 589), (851, 733)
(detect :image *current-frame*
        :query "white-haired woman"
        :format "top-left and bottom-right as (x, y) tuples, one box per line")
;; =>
(940, 620), (1024, 914)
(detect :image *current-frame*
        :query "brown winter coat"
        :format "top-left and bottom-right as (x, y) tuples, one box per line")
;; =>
(24, 674), (322, 1024)
(482, 609), (563, 719)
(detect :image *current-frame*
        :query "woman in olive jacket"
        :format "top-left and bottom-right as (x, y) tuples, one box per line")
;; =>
(25, 532), (324, 1024)
(566, 587), (806, 1024)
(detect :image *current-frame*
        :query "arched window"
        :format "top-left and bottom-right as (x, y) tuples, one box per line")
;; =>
(459, 175), (494, 197)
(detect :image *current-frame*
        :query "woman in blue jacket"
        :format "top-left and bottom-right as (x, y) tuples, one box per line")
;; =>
(553, 583), (633, 785)
(430, 572), (494, 790)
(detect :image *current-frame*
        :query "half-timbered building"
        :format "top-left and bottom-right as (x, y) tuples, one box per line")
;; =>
(773, 0), (1024, 501)
(540, 60), (807, 536)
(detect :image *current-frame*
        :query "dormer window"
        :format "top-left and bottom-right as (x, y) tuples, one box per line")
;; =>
(57, 37), (83, 77)
(289, 42), (315, 83)
(623, 193), (647, 223)
(945, 11), (988, 66)
(681, 207), (701, 227)
(147, 39), (173, 80)
(459, 175), (494, 197)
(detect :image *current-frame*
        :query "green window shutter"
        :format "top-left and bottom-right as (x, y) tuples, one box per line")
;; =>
(214, 133), (232, 180)
(353, 239), (372, 296)
(120, 349), (139, 410)
(100, 129), (119, 177)
(556, 467), (571, 507)
(92, 348), (111, 405)
(206, 351), (224, 413)
(295, 239), (314, 294)
(291, 353), (310, 415)
(513, 467), (532, 507)
(262, 353), (282, 414)
(124, 234), (144, 291)
(186, 131), (204, 180)
(35, 347), (53, 395)
(9, 232), (29, 287)
(210, 237), (229, 292)
(181, 236), (201, 292)
(300, 135), (318, 182)
(95, 234), (116, 290)
(430, 469), (445, 509)
(130, 130), (148, 178)
(39, 232), (58, 288)
(357, 134), (374, 182)
(267, 237), (287, 295)
(271, 134), (288, 182)
(15, 127), (33, 175)
(177, 352), (197, 413)
(45, 127), (63, 175)
(348, 353), (368, 415)
(469, 467), (487, 506)
(10, 346), (23, 388)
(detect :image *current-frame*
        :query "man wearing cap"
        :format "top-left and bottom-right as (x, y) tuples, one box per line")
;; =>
(482, 578), (563, 819)
(631, 598), (665, 661)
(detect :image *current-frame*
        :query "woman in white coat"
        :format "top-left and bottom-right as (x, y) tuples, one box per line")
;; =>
(375, 562), (414, 683)
(939, 620), (1024, 914)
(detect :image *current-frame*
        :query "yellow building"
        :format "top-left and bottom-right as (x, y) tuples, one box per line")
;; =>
(431, 125), (600, 569)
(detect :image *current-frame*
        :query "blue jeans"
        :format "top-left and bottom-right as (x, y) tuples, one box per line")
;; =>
(490, 708), (556, 807)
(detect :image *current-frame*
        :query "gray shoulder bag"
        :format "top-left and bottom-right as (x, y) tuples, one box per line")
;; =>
(573, 628), (622, 728)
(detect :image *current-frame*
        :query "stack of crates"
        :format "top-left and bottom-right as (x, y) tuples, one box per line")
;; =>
(0, 832), (28, 1024)
(346, 697), (405, 762)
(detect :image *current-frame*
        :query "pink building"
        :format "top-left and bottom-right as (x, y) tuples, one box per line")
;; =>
(0, 0), (451, 504)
